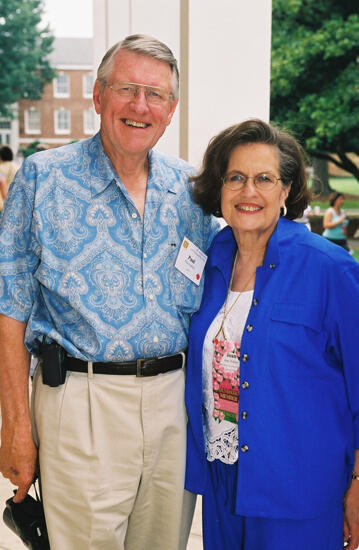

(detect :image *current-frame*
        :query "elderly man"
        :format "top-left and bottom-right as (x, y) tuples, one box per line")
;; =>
(0, 35), (217, 549)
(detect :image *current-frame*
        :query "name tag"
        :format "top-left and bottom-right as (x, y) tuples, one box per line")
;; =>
(174, 237), (207, 286)
(212, 338), (240, 424)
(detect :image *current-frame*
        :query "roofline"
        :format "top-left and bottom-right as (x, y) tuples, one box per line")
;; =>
(55, 65), (94, 71)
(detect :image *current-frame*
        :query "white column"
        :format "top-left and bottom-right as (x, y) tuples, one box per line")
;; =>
(10, 105), (19, 156)
(93, 0), (272, 167)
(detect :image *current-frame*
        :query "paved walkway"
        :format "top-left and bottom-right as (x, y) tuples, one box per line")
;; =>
(188, 498), (203, 550)
(349, 238), (359, 249)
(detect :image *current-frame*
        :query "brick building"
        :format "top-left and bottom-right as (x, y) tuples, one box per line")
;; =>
(18, 37), (96, 151)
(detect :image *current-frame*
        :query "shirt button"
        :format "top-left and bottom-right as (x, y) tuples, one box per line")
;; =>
(132, 212), (138, 219)
(242, 353), (249, 362)
(148, 294), (154, 300)
(242, 411), (248, 419)
(246, 325), (253, 332)
(241, 381), (249, 389)
(269, 263), (276, 269)
(143, 253), (147, 258)
(253, 298), (259, 306)
(241, 444), (249, 453)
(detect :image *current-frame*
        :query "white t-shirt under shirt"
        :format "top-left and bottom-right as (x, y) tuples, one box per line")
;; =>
(202, 289), (253, 464)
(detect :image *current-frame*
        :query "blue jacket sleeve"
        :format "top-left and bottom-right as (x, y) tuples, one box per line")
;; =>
(330, 262), (359, 449)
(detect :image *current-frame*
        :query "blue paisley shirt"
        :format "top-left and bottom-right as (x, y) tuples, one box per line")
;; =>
(0, 133), (218, 361)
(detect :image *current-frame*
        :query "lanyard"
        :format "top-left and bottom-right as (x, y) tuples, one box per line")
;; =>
(214, 251), (256, 341)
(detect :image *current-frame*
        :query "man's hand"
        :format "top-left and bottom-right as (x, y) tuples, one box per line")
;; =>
(0, 421), (37, 502)
(0, 423), (37, 502)
(344, 479), (359, 550)
(0, 314), (34, 502)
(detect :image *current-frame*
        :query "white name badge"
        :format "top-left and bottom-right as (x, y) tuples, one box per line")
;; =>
(174, 237), (208, 286)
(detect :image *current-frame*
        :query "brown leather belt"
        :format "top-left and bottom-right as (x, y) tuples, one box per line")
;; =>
(65, 352), (185, 377)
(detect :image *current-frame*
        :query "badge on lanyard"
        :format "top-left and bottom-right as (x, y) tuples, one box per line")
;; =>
(212, 337), (240, 424)
(211, 251), (255, 425)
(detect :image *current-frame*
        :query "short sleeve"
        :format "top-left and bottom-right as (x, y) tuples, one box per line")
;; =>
(0, 160), (40, 321)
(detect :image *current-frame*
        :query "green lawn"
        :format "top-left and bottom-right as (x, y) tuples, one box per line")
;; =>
(329, 177), (359, 195)
(311, 177), (359, 209)
(353, 249), (359, 263)
(312, 199), (359, 210)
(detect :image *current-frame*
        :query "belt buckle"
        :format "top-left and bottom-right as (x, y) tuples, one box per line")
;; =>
(136, 357), (149, 377)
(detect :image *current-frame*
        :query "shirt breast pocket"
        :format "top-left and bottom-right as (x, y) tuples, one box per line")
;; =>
(169, 266), (203, 313)
(268, 302), (325, 378)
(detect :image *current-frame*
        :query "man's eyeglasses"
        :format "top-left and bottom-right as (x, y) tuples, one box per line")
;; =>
(106, 81), (173, 105)
(222, 172), (282, 191)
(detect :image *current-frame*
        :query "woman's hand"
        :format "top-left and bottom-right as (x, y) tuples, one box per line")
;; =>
(344, 479), (359, 549)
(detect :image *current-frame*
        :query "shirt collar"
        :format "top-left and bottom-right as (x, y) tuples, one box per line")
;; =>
(210, 217), (303, 279)
(208, 225), (237, 284)
(88, 133), (119, 198)
(147, 149), (180, 194)
(88, 137), (179, 198)
(264, 216), (306, 269)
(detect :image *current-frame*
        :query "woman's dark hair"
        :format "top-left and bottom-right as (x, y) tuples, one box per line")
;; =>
(329, 192), (343, 207)
(192, 118), (312, 219)
(0, 145), (14, 162)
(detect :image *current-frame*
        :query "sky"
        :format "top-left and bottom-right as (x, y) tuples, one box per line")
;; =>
(42, 0), (93, 38)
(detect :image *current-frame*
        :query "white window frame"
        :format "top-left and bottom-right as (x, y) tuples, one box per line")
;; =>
(83, 108), (95, 135)
(0, 119), (11, 130)
(83, 73), (94, 98)
(24, 108), (41, 134)
(54, 73), (70, 98)
(54, 109), (71, 134)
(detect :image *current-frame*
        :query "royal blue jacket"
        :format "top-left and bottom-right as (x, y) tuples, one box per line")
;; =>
(185, 217), (359, 519)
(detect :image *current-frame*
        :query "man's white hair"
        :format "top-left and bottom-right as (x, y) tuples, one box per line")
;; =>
(97, 34), (179, 100)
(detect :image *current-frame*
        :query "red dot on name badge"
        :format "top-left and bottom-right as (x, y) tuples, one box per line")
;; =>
(196, 273), (200, 280)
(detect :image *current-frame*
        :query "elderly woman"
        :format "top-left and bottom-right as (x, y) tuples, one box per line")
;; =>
(185, 119), (359, 550)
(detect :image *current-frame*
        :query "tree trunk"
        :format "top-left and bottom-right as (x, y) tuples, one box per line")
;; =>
(311, 157), (332, 196)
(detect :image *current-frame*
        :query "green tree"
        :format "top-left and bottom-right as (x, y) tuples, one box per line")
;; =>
(270, 0), (359, 188)
(18, 140), (40, 158)
(0, 0), (55, 118)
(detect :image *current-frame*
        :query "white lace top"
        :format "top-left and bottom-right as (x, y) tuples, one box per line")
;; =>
(202, 290), (253, 464)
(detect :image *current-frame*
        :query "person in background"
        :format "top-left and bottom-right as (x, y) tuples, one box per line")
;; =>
(0, 34), (217, 550)
(322, 192), (349, 250)
(0, 174), (7, 208)
(0, 145), (17, 210)
(294, 203), (313, 230)
(185, 119), (359, 550)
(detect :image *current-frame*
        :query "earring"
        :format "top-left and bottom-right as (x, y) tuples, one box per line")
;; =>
(215, 195), (222, 217)
(281, 204), (287, 217)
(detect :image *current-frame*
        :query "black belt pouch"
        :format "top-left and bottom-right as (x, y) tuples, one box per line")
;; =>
(41, 342), (67, 387)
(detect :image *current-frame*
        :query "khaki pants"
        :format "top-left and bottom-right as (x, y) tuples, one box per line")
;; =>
(32, 366), (194, 550)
